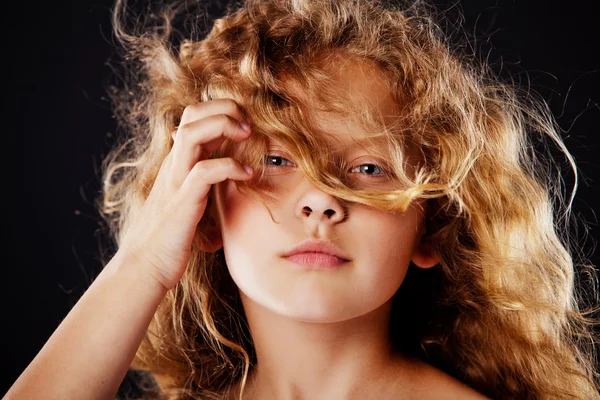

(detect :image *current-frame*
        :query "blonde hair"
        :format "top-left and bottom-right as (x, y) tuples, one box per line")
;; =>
(100, 0), (600, 398)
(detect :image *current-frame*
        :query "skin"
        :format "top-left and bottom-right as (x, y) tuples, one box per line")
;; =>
(5, 57), (487, 400)
(201, 59), (488, 399)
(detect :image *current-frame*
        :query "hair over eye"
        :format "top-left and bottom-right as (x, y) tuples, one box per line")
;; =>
(349, 163), (389, 177)
(263, 154), (391, 178)
(96, 1), (600, 397)
(264, 154), (296, 168)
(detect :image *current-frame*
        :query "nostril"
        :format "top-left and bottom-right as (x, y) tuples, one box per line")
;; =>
(324, 209), (335, 218)
(302, 206), (312, 216)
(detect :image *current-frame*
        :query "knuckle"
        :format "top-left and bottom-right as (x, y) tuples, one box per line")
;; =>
(180, 105), (192, 121)
(218, 114), (231, 128)
(177, 123), (192, 140)
(191, 161), (208, 176)
(223, 98), (241, 113)
(226, 157), (237, 169)
(181, 102), (203, 121)
(185, 101), (203, 114)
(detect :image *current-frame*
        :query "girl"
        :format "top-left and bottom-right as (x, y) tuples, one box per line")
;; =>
(7, 0), (599, 399)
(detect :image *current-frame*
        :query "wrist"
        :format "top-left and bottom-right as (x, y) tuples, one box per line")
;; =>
(105, 250), (171, 296)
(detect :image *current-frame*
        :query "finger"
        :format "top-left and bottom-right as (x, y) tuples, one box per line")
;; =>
(171, 98), (249, 145)
(178, 99), (248, 128)
(170, 114), (251, 187)
(178, 157), (253, 208)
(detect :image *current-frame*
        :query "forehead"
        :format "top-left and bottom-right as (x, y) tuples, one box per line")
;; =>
(281, 56), (401, 152)
(318, 56), (401, 122)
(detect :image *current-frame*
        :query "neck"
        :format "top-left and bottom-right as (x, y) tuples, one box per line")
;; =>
(233, 292), (416, 400)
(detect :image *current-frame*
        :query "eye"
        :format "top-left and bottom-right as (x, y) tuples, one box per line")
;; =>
(264, 154), (296, 167)
(349, 163), (389, 176)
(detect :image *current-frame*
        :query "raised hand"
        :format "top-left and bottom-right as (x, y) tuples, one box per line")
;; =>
(118, 99), (253, 291)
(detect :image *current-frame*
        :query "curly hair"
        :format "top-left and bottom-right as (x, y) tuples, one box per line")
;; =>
(99, 0), (600, 398)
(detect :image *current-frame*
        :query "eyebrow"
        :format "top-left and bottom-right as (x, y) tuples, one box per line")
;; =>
(265, 136), (400, 165)
(266, 132), (392, 150)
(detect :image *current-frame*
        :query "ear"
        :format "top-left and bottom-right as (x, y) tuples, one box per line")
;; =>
(410, 201), (439, 269)
(197, 192), (223, 253)
(411, 240), (439, 269)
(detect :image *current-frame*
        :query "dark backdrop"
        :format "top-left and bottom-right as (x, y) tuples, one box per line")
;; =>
(3, 0), (599, 395)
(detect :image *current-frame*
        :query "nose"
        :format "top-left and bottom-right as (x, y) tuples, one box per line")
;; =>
(295, 185), (346, 224)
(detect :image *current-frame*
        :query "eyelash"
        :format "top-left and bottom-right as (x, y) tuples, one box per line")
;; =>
(263, 154), (390, 177)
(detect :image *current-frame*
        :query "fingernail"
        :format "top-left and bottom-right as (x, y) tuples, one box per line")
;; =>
(244, 165), (253, 175)
(240, 122), (251, 132)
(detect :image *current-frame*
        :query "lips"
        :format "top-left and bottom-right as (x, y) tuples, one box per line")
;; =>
(281, 239), (351, 269)
(283, 252), (349, 268)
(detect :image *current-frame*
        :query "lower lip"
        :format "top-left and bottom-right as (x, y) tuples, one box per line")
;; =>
(283, 253), (349, 269)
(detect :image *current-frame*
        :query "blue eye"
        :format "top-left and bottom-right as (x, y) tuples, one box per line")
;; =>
(350, 163), (387, 176)
(264, 155), (295, 167)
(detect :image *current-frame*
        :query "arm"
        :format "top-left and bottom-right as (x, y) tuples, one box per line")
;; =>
(6, 99), (253, 400)
(5, 251), (168, 400)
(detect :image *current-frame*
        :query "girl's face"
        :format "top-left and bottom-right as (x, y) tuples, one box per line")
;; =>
(213, 61), (437, 323)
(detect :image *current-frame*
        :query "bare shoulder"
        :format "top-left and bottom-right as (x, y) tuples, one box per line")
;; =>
(413, 362), (490, 400)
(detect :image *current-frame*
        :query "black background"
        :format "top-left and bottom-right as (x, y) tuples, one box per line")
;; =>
(3, 0), (599, 395)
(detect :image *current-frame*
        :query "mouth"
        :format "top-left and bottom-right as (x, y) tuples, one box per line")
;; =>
(281, 238), (351, 269)
(282, 252), (350, 269)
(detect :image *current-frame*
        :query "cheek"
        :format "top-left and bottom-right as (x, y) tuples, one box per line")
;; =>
(216, 181), (262, 241)
(216, 180), (244, 228)
(352, 207), (421, 279)
(215, 180), (278, 276)
(215, 181), (256, 280)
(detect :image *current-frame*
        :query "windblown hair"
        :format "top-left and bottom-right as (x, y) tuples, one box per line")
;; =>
(99, 0), (600, 398)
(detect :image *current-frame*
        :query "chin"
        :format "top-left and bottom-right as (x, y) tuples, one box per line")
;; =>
(245, 284), (377, 323)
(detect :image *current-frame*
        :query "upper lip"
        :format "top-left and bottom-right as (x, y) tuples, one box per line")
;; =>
(282, 239), (351, 261)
